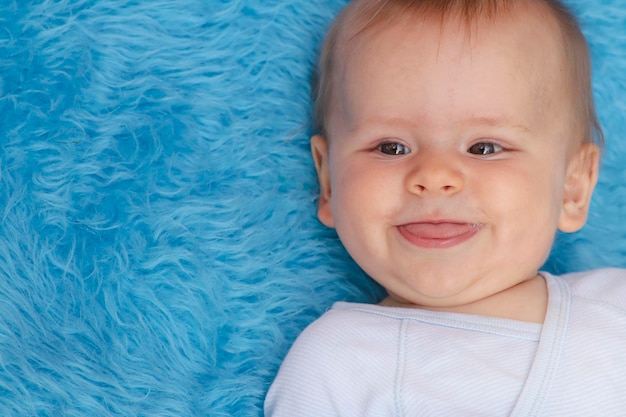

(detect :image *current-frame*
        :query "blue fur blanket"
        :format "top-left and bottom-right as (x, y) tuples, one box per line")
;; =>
(0, 0), (624, 415)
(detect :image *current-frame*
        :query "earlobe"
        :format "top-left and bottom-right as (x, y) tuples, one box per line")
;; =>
(311, 135), (335, 228)
(558, 142), (600, 233)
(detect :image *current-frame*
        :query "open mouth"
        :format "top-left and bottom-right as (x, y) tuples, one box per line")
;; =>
(398, 222), (481, 249)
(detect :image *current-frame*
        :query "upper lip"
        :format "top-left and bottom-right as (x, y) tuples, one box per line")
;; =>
(397, 220), (482, 236)
(396, 219), (475, 226)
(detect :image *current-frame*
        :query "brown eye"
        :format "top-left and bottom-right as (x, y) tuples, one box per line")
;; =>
(378, 142), (411, 155)
(468, 142), (503, 155)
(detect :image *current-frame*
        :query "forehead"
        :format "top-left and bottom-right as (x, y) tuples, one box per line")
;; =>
(335, 0), (565, 62)
(329, 3), (570, 137)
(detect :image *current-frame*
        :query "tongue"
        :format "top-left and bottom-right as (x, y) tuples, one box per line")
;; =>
(402, 223), (474, 239)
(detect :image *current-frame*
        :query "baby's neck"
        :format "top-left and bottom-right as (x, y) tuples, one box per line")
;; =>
(380, 274), (548, 324)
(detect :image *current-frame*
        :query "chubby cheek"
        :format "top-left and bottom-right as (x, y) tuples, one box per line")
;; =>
(328, 160), (398, 253)
(488, 164), (564, 261)
(330, 166), (371, 227)
(332, 160), (400, 218)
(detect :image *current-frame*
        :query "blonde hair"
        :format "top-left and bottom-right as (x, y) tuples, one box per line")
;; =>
(312, 0), (604, 147)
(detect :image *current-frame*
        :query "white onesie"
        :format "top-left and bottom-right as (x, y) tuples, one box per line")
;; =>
(265, 268), (626, 416)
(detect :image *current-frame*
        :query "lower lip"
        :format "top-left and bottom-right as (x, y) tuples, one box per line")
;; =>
(398, 222), (481, 249)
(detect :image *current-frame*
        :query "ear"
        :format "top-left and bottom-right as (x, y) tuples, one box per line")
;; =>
(558, 142), (600, 233)
(311, 134), (335, 228)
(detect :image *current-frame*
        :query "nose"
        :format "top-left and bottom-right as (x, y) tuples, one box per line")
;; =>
(406, 152), (464, 196)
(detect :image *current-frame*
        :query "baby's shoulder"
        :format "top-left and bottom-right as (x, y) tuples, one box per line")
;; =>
(557, 267), (626, 310)
(266, 303), (403, 415)
(295, 302), (404, 349)
(274, 302), (403, 384)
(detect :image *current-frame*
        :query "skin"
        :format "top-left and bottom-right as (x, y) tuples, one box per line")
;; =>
(312, 4), (600, 322)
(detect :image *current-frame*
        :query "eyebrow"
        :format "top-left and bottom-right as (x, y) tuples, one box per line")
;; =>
(468, 115), (533, 134)
(350, 115), (534, 136)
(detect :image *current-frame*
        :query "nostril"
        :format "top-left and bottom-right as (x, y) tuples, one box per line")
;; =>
(406, 160), (464, 195)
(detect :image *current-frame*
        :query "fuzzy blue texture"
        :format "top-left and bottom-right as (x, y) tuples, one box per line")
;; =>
(0, 0), (623, 415)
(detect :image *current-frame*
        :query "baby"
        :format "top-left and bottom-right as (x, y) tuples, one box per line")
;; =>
(266, 0), (626, 415)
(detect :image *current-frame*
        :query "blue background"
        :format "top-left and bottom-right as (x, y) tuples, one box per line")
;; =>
(0, 0), (624, 415)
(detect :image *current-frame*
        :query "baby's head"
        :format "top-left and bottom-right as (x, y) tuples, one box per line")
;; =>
(310, 0), (602, 314)
(313, 0), (603, 147)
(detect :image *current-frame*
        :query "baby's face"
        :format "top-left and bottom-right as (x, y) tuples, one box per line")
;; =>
(313, 6), (598, 310)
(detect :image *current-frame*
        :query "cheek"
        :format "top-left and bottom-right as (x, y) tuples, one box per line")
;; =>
(330, 164), (375, 218)
(480, 160), (563, 228)
(329, 161), (400, 230)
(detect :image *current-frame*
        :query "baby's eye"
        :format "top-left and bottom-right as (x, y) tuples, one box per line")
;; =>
(377, 142), (411, 155)
(467, 142), (503, 155)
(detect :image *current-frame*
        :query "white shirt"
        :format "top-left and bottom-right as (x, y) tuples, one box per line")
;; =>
(265, 268), (626, 416)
